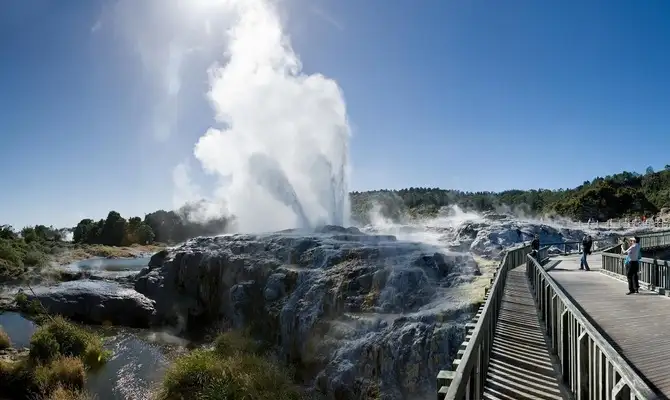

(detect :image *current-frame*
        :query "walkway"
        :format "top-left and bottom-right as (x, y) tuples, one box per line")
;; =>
(483, 266), (568, 400)
(549, 254), (670, 398)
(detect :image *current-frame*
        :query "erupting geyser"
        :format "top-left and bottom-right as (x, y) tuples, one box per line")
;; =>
(186, 0), (351, 232)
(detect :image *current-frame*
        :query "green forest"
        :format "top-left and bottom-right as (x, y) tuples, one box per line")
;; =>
(350, 165), (670, 224)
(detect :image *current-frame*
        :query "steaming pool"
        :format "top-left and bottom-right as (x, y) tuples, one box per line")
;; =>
(56, 257), (151, 280)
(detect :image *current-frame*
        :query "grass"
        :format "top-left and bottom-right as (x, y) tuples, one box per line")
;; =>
(46, 386), (92, 400)
(34, 356), (87, 392)
(0, 325), (10, 350)
(29, 316), (110, 369)
(0, 316), (109, 399)
(156, 331), (302, 400)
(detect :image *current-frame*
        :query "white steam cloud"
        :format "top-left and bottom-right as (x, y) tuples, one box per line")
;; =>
(111, 0), (351, 233)
(190, 0), (351, 232)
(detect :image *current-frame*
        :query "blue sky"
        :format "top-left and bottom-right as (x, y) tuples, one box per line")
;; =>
(1, 0), (669, 229)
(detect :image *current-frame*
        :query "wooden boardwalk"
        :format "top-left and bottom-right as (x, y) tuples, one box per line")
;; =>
(549, 254), (670, 398)
(483, 266), (569, 399)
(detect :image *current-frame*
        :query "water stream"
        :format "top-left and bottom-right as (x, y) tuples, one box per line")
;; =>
(0, 311), (185, 399)
(0, 257), (187, 399)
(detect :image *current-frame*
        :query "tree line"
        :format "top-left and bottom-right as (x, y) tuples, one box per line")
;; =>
(72, 208), (229, 246)
(350, 166), (670, 223)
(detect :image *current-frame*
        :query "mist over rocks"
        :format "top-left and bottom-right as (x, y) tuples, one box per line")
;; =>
(134, 225), (479, 398)
(398, 211), (622, 258)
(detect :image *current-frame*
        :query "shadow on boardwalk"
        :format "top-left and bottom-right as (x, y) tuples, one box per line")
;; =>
(484, 266), (569, 400)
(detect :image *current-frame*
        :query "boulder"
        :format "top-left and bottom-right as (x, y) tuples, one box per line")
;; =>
(27, 280), (156, 328)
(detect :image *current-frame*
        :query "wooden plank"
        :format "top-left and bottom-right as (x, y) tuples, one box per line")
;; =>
(484, 266), (570, 399)
(549, 254), (670, 397)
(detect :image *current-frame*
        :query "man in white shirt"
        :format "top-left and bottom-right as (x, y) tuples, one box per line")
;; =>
(622, 237), (640, 295)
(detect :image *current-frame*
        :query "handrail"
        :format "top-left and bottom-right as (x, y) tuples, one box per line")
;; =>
(601, 230), (670, 292)
(436, 244), (531, 399)
(526, 255), (659, 399)
(539, 238), (615, 257)
(638, 230), (670, 249)
(601, 253), (670, 292)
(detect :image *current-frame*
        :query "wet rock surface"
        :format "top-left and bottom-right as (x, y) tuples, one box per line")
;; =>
(27, 280), (156, 328)
(134, 226), (477, 399)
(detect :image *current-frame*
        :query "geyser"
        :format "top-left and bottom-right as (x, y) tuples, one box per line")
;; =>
(186, 0), (351, 232)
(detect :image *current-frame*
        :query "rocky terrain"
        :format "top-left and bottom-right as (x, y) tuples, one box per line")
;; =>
(7, 211), (650, 399)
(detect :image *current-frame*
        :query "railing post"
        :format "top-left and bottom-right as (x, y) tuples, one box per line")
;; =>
(577, 331), (590, 399)
(561, 309), (570, 382)
(551, 293), (558, 353)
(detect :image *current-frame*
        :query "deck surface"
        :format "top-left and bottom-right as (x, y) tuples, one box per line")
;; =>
(483, 266), (569, 400)
(549, 254), (670, 398)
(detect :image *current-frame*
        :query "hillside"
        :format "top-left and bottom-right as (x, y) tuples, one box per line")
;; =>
(351, 166), (670, 223)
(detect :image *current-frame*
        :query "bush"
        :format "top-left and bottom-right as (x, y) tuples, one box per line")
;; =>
(23, 250), (49, 267)
(14, 291), (44, 315)
(29, 316), (109, 368)
(158, 333), (302, 400)
(0, 239), (23, 268)
(213, 331), (260, 357)
(0, 317), (106, 399)
(0, 358), (39, 396)
(0, 326), (10, 349)
(47, 386), (91, 400)
(34, 356), (86, 392)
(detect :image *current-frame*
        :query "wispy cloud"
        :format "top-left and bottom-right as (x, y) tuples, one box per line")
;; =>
(311, 6), (344, 31)
(91, 19), (102, 33)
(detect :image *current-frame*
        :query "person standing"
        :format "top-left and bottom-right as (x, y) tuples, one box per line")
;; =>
(531, 234), (540, 261)
(623, 237), (641, 295)
(580, 235), (592, 271)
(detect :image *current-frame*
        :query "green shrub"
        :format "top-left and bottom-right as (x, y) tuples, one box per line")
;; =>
(0, 358), (39, 397)
(213, 330), (260, 357)
(157, 348), (302, 400)
(29, 316), (109, 368)
(0, 326), (10, 350)
(0, 239), (23, 267)
(34, 356), (86, 392)
(47, 386), (92, 400)
(23, 250), (48, 267)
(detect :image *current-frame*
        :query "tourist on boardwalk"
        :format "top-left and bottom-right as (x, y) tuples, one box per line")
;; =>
(531, 234), (540, 261)
(580, 235), (592, 271)
(622, 237), (641, 295)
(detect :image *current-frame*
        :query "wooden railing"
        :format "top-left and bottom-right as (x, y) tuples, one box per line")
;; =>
(526, 255), (659, 399)
(638, 230), (670, 249)
(576, 221), (670, 229)
(538, 239), (615, 260)
(601, 230), (670, 293)
(436, 244), (531, 399)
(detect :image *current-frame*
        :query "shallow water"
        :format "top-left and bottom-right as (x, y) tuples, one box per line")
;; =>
(57, 257), (151, 279)
(0, 312), (185, 399)
(89, 328), (185, 399)
(0, 311), (37, 348)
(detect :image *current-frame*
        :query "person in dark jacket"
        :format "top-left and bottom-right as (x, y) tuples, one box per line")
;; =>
(531, 235), (540, 251)
(580, 235), (592, 271)
(530, 235), (540, 261)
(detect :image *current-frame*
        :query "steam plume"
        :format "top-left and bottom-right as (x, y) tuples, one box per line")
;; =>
(188, 0), (351, 232)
